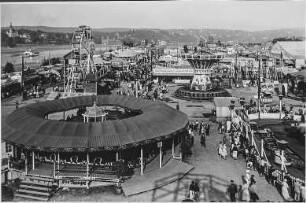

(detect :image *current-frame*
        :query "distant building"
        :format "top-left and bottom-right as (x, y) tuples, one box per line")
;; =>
(270, 41), (306, 69)
(6, 22), (18, 38)
(208, 36), (214, 44)
(214, 97), (242, 121)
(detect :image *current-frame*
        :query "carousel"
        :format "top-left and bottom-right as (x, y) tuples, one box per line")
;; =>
(2, 95), (188, 190)
(175, 53), (231, 100)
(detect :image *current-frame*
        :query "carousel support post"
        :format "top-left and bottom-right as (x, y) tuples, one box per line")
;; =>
(251, 130), (254, 146)
(53, 160), (56, 178)
(245, 124), (249, 140)
(86, 152), (90, 189)
(116, 151), (119, 162)
(86, 152), (89, 178)
(172, 138), (175, 157)
(159, 142), (162, 168)
(63, 111), (65, 120)
(57, 152), (60, 170)
(14, 145), (17, 158)
(140, 146), (144, 176)
(7, 154), (10, 170)
(83, 116), (86, 123)
(32, 150), (35, 170)
(261, 139), (264, 157)
(25, 150), (28, 175)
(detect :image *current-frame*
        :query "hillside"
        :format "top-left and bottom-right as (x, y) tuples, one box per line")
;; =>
(1, 26), (304, 45)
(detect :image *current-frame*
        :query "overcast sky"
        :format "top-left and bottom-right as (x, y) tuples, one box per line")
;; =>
(1, 1), (305, 31)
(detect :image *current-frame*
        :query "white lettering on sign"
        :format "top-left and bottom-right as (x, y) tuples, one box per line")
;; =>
(153, 68), (194, 76)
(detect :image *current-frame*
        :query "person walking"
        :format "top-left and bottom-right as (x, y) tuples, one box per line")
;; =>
(218, 122), (222, 134)
(300, 183), (305, 202)
(200, 133), (206, 147)
(249, 180), (259, 202)
(189, 129), (194, 147)
(195, 120), (199, 132)
(294, 179), (301, 201)
(250, 175), (256, 186)
(241, 181), (250, 202)
(232, 144), (238, 160)
(189, 181), (199, 201)
(227, 180), (238, 202)
(15, 100), (19, 110)
(218, 141), (223, 157)
(205, 123), (210, 136)
(281, 179), (292, 201)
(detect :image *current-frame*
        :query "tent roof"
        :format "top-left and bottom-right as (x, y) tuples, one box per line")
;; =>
(271, 41), (305, 59)
(118, 50), (137, 58)
(2, 95), (188, 151)
(289, 69), (306, 78)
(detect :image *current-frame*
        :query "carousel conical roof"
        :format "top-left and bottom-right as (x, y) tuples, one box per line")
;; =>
(83, 101), (107, 117)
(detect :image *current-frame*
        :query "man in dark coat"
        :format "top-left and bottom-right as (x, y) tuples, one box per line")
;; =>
(200, 133), (206, 147)
(205, 123), (210, 136)
(227, 180), (238, 202)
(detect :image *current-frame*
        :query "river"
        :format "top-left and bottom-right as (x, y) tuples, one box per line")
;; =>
(1, 44), (120, 67)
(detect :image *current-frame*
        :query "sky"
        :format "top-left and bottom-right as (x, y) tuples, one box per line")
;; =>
(0, 1), (305, 31)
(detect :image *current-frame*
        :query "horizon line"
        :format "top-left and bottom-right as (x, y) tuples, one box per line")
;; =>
(1, 25), (305, 32)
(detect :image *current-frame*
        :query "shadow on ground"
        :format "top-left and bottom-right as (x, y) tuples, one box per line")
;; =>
(151, 172), (230, 202)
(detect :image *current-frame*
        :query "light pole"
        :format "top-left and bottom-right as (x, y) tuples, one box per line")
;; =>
(257, 52), (261, 121)
(229, 100), (235, 120)
(279, 95), (283, 119)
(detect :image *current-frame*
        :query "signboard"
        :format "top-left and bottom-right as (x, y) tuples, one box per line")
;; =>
(59, 177), (88, 188)
(157, 142), (162, 148)
(153, 68), (194, 76)
(261, 83), (275, 93)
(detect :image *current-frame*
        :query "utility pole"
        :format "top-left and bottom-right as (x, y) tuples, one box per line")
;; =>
(63, 59), (66, 93)
(21, 56), (24, 100)
(150, 49), (153, 81)
(257, 52), (261, 120)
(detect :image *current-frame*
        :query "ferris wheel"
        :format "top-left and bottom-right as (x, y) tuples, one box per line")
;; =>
(65, 25), (96, 93)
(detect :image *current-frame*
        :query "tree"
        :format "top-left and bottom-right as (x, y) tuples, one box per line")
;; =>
(7, 37), (16, 47)
(3, 62), (15, 73)
(183, 45), (189, 53)
(198, 38), (205, 47)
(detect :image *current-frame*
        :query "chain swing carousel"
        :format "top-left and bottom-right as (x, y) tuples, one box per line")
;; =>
(175, 52), (231, 100)
(2, 95), (189, 192)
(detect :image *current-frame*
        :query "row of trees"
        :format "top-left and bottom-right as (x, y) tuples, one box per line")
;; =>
(1, 29), (74, 47)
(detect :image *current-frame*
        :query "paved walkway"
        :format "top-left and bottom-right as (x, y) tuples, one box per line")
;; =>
(122, 159), (193, 196)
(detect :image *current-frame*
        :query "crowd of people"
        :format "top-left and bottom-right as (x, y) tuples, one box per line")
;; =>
(185, 112), (304, 202)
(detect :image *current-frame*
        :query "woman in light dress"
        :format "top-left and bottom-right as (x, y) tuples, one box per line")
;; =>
(220, 143), (228, 160)
(282, 179), (293, 201)
(241, 181), (250, 202)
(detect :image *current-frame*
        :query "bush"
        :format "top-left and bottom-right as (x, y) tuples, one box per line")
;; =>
(2, 62), (14, 73)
